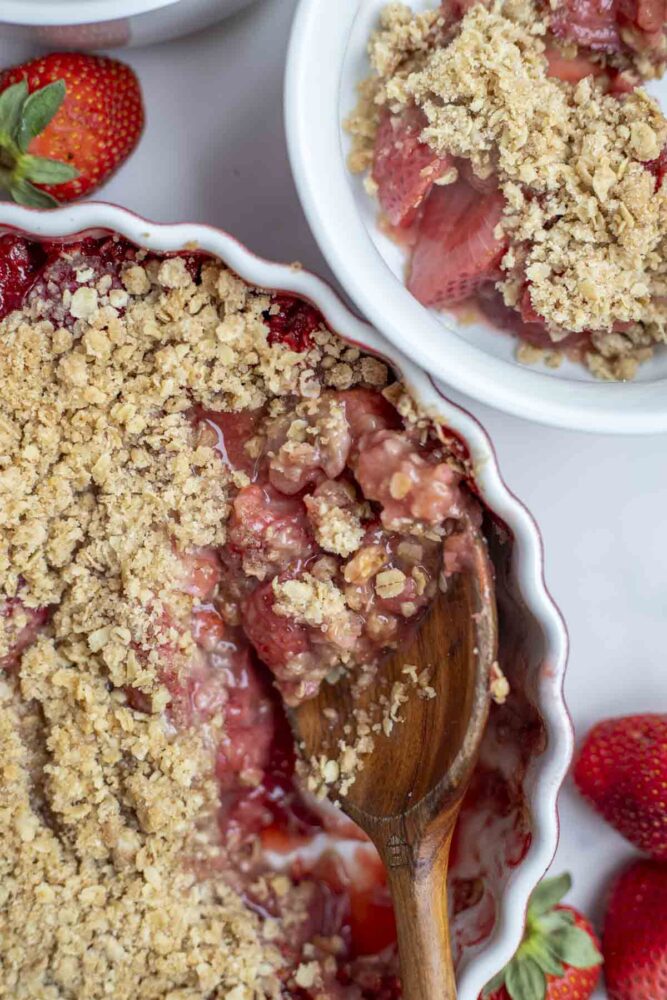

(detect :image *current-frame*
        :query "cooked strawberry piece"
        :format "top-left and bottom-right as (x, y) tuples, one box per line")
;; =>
(216, 645), (276, 790)
(457, 158), (499, 195)
(0, 598), (49, 669)
(0, 235), (51, 320)
(341, 387), (402, 444)
(549, 0), (623, 51)
(372, 106), (454, 228)
(178, 547), (221, 601)
(226, 483), (315, 576)
(544, 46), (608, 83)
(190, 605), (227, 651)
(440, 0), (482, 25)
(476, 286), (592, 353)
(619, 0), (667, 32)
(241, 580), (311, 671)
(266, 294), (323, 351)
(355, 429), (466, 526)
(408, 180), (507, 308)
(266, 395), (353, 495)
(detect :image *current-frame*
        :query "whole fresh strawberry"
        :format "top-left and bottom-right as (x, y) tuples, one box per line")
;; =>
(0, 53), (144, 207)
(603, 859), (667, 1000)
(481, 874), (602, 1000)
(574, 713), (667, 861)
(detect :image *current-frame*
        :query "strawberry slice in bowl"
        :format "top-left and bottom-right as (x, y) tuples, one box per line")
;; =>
(372, 105), (455, 228)
(407, 179), (507, 309)
(547, 0), (667, 63)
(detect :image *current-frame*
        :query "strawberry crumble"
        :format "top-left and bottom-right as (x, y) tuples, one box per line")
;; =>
(0, 233), (482, 998)
(346, 0), (667, 379)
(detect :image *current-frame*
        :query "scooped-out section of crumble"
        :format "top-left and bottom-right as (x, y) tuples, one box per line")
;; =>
(0, 234), (484, 999)
(346, 0), (667, 379)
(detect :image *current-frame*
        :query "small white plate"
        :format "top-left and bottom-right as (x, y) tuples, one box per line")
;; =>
(286, 0), (667, 433)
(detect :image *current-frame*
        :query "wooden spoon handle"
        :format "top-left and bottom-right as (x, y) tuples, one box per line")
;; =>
(385, 828), (457, 1000)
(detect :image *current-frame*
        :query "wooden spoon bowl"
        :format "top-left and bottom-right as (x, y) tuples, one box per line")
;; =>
(291, 525), (498, 999)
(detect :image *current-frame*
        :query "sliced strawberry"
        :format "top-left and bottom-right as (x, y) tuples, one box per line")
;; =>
(372, 106), (454, 228)
(408, 180), (507, 308)
(544, 46), (608, 83)
(457, 158), (499, 195)
(619, 0), (667, 32)
(549, 0), (623, 51)
(477, 286), (592, 352)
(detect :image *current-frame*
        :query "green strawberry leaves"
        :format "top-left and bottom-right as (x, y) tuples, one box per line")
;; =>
(0, 78), (78, 208)
(482, 874), (603, 1000)
(506, 957), (545, 1000)
(16, 81), (66, 151)
(548, 923), (603, 968)
(21, 155), (78, 185)
(528, 873), (571, 916)
(8, 177), (59, 209)
(0, 81), (28, 140)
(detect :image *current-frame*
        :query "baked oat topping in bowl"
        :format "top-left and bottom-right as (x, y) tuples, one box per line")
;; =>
(286, 0), (667, 432)
(346, 0), (667, 380)
(0, 205), (571, 1000)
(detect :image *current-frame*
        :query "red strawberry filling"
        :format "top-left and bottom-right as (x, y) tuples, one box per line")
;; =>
(548, 0), (667, 55)
(0, 597), (50, 670)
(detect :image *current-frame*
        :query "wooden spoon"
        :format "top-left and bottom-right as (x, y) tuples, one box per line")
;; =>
(290, 525), (498, 1000)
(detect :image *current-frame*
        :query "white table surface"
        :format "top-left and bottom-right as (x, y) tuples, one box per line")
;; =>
(1, 2), (664, 993)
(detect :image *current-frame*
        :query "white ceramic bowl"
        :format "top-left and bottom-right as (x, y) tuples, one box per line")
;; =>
(0, 202), (571, 999)
(286, 0), (667, 434)
(0, 0), (256, 49)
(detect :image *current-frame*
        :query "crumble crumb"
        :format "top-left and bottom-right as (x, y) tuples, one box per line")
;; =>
(304, 487), (367, 558)
(272, 574), (351, 631)
(490, 660), (511, 704)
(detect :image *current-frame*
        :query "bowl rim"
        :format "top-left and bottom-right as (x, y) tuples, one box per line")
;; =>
(0, 0), (178, 27)
(285, 0), (667, 435)
(0, 201), (572, 999)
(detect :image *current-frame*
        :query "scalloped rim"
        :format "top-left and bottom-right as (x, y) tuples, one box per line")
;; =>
(0, 202), (573, 999)
(285, 0), (667, 435)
